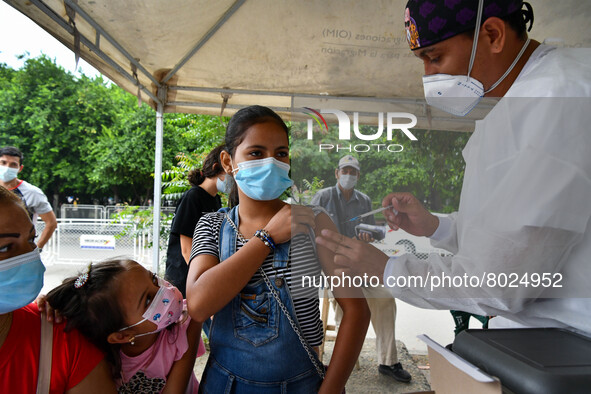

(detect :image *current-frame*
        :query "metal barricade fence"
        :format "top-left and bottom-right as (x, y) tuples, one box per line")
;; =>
(50, 205), (175, 271)
(38, 218), (171, 272)
(56, 219), (137, 264)
(60, 204), (176, 220)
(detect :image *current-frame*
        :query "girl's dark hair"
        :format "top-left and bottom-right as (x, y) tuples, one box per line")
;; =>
(187, 144), (226, 187)
(224, 105), (289, 207)
(46, 259), (129, 377)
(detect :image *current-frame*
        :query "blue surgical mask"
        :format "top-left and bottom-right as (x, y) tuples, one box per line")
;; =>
(233, 157), (293, 201)
(0, 248), (45, 314)
(0, 165), (19, 182)
(216, 175), (230, 194)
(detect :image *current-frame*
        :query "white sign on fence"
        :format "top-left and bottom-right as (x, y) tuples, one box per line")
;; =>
(80, 234), (116, 250)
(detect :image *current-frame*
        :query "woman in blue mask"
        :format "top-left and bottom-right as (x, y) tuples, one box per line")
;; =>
(0, 185), (116, 393)
(186, 105), (370, 393)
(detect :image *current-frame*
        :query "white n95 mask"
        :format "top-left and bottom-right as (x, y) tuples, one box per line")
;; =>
(338, 174), (358, 190)
(422, 0), (530, 117)
(423, 74), (485, 117)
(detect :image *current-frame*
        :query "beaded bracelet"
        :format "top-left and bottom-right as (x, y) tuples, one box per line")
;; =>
(261, 230), (277, 250)
(254, 229), (276, 250)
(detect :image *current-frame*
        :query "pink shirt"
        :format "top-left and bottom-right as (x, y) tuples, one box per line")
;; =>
(118, 315), (206, 393)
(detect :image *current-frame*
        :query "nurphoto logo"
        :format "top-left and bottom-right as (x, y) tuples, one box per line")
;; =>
(304, 108), (418, 153)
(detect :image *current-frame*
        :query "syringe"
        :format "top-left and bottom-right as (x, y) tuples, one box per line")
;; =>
(348, 205), (398, 222)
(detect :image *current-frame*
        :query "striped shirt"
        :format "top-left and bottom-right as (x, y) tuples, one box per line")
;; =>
(190, 210), (324, 346)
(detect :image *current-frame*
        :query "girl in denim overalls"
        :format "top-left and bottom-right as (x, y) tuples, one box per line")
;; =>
(186, 106), (370, 393)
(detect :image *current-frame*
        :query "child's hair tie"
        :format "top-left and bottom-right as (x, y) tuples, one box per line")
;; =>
(74, 263), (92, 289)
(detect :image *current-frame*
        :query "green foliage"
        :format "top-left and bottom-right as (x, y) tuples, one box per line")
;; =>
(161, 114), (226, 203)
(0, 55), (224, 205)
(165, 113), (225, 151)
(291, 176), (325, 204)
(0, 56), (96, 196)
(162, 152), (197, 200)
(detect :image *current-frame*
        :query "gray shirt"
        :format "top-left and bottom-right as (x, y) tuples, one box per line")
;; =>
(311, 184), (375, 238)
(11, 180), (52, 222)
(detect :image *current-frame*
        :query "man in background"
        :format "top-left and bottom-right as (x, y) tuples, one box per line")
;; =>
(0, 146), (57, 250)
(312, 155), (411, 383)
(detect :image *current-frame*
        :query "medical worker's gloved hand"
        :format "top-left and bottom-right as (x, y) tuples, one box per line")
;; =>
(382, 192), (439, 237)
(315, 229), (389, 281)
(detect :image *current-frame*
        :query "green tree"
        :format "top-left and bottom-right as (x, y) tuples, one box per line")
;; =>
(0, 55), (223, 206)
(161, 114), (226, 201)
(0, 56), (98, 204)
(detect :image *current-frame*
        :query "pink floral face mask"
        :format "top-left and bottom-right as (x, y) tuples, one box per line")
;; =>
(119, 277), (184, 338)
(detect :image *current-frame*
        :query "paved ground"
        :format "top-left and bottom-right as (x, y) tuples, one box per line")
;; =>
(193, 339), (432, 393)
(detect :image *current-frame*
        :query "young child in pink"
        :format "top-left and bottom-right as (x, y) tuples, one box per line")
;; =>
(43, 259), (205, 393)
(118, 301), (206, 393)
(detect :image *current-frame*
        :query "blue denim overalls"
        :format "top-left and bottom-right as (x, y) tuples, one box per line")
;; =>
(199, 206), (323, 393)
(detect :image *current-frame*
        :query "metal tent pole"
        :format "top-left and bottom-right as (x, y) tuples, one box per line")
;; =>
(152, 92), (165, 272)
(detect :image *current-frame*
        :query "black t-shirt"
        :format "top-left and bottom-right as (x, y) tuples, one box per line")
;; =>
(165, 186), (221, 296)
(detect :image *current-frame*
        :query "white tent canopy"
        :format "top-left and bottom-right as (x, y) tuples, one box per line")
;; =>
(5, 0), (591, 268)
(6, 0), (590, 127)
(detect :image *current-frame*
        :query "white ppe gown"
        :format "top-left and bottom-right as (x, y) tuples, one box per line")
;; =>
(384, 45), (591, 336)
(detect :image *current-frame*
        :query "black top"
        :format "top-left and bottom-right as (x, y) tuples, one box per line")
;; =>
(165, 186), (221, 296)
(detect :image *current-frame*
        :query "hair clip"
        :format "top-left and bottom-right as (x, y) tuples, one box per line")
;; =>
(74, 263), (91, 289)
